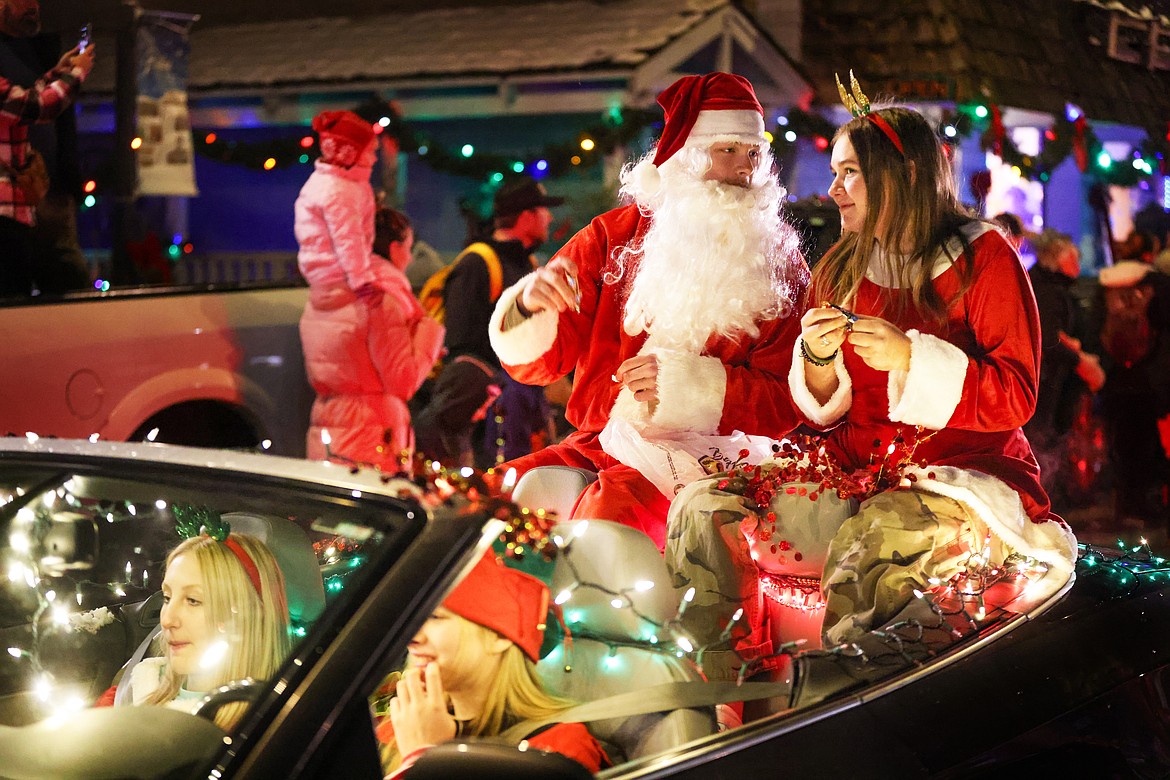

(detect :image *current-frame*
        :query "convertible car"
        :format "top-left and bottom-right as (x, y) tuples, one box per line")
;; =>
(0, 437), (1167, 779)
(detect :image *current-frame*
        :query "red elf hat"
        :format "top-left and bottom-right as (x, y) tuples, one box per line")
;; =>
(443, 551), (550, 662)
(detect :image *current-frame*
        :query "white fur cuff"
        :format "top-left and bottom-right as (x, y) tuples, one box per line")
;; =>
(888, 330), (967, 429)
(649, 349), (726, 433)
(788, 338), (851, 426)
(910, 466), (1077, 590)
(488, 274), (560, 367)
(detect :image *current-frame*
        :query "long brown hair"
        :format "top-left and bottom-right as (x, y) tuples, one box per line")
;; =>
(814, 106), (975, 324)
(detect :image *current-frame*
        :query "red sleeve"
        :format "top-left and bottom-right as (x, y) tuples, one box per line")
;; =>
(947, 235), (1041, 432)
(717, 299), (806, 438)
(0, 67), (82, 126)
(526, 721), (611, 772)
(94, 684), (117, 708)
(500, 214), (615, 386)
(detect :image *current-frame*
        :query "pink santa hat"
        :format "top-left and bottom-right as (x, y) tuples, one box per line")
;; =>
(629, 72), (766, 193)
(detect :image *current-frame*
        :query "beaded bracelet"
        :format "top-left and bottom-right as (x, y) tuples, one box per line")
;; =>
(800, 339), (837, 367)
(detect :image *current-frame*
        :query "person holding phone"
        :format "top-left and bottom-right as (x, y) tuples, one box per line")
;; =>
(665, 81), (1078, 682)
(793, 94), (1076, 645)
(0, 0), (94, 296)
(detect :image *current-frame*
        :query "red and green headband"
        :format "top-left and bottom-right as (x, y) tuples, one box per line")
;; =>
(174, 504), (263, 598)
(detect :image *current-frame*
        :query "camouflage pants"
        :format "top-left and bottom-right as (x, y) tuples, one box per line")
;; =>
(665, 472), (854, 682)
(667, 477), (1005, 678)
(822, 489), (1003, 646)
(665, 476), (769, 683)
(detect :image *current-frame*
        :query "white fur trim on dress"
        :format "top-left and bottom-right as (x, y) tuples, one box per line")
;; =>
(648, 348), (726, 433)
(908, 465), (1078, 598)
(488, 274), (560, 367)
(888, 330), (967, 430)
(788, 338), (851, 426)
(129, 656), (166, 705)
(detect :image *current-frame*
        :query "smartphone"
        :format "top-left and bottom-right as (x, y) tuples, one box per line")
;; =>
(78, 23), (91, 54)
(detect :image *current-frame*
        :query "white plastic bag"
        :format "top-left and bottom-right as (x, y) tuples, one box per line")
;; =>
(599, 417), (777, 497)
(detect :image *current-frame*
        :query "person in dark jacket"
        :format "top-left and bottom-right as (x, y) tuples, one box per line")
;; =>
(1022, 230), (1105, 506)
(413, 176), (564, 468)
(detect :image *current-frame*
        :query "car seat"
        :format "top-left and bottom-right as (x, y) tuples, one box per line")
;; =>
(535, 518), (716, 763)
(113, 512), (326, 706)
(510, 465), (597, 520)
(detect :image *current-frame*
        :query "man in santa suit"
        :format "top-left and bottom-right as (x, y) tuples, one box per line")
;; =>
(488, 72), (809, 550)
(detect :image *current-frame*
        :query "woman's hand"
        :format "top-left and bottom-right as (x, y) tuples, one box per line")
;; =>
(518, 256), (580, 316)
(800, 306), (850, 361)
(615, 353), (659, 406)
(388, 662), (456, 756)
(847, 315), (911, 372)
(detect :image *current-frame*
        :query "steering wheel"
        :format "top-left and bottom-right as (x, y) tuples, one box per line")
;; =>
(193, 678), (261, 721)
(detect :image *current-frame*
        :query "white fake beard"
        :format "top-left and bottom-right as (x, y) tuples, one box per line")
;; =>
(621, 163), (798, 352)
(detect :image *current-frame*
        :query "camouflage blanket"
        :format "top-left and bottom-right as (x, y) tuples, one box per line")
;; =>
(821, 489), (1002, 645)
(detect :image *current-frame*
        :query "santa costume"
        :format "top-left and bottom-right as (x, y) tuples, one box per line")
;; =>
(489, 73), (808, 550)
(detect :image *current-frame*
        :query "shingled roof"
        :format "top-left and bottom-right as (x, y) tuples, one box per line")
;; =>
(84, 0), (807, 102)
(801, 0), (1170, 131)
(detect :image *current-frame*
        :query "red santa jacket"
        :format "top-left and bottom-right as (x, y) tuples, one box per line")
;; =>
(489, 204), (805, 440)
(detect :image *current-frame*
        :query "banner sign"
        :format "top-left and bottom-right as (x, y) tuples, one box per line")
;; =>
(135, 12), (199, 196)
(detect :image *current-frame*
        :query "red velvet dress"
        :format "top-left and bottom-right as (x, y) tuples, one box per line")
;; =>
(826, 231), (1050, 521)
(790, 225), (1076, 584)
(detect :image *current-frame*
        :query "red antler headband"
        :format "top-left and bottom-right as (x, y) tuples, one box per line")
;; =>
(836, 71), (905, 157)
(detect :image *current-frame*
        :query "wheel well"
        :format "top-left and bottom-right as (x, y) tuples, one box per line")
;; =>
(129, 400), (261, 449)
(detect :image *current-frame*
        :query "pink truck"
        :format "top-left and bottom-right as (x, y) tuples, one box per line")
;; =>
(1, 283), (313, 456)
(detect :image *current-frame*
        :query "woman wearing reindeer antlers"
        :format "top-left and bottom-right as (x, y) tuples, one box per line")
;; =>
(665, 74), (1077, 688)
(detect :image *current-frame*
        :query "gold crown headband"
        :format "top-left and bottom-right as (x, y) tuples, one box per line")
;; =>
(836, 70), (904, 156)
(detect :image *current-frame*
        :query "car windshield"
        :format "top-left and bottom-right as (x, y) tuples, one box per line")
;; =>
(0, 451), (417, 732)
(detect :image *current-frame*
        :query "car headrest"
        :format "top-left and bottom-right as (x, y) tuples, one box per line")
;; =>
(550, 519), (679, 643)
(511, 466), (597, 519)
(223, 513), (325, 626)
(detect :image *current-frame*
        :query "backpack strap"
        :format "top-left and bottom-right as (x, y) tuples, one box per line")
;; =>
(459, 242), (504, 303)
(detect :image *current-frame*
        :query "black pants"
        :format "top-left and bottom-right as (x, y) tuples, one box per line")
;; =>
(0, 216), (33, 297)
(413, 358), (497, 467)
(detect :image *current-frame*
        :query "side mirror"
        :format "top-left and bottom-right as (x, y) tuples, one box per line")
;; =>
(407, 741), (592, 779)
(39, 511), (98, 574)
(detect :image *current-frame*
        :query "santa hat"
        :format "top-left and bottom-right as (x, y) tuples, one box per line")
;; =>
(312, 110), (375, 152)
(443, 551), (550, 662)
(629, 72), (766, 193)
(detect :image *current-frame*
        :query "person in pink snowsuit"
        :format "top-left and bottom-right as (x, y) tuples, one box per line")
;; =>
(296, 110), (444, 471)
